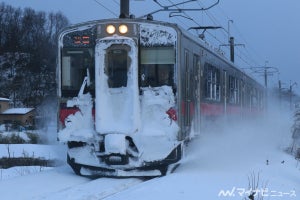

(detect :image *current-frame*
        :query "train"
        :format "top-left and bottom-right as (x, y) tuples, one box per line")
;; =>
(57, 15), (265, 177)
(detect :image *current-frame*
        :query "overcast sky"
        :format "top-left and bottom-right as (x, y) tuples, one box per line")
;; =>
(2, 0), (300, 94)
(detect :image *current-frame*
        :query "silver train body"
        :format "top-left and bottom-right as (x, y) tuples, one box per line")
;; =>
(57, 18), (264, 177)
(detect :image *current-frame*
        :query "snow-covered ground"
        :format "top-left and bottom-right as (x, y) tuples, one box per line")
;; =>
(107, 112), (300, 200)
(0, 109), (299, 199)
(0, 144), (65, 159)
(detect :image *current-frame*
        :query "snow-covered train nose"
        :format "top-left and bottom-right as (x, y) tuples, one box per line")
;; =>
(103, 134), (129, 165)
(95, 37), (140, 137)
(102, 134), (139, 165)
(104, 134), (127, 155)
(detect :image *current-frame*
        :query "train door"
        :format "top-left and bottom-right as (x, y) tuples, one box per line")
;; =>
(223, 70), (227, 115)
(183, 50), (191, 139)
(193, 54), (201, 135)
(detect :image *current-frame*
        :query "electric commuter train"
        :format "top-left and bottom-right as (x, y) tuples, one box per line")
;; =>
(57, 17), (264, 177)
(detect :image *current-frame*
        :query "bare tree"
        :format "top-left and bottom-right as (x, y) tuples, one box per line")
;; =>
(244, 172), (268, 200)
(0, 2), (70, 106)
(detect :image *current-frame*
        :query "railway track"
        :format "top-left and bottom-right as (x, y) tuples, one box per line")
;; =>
(0, 165), (150, 200)
(41, 176), (147, 200)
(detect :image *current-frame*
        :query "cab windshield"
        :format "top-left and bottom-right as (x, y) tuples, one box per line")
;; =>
(105, 45), (130, 88)
(61, 48), (95, 97)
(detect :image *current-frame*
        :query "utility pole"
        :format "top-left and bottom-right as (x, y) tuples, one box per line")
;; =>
(290, 81), (297, 110)
(264, 68), (268, 88)
(242, 63), (279, 112)
(219, 36), (244, 63)
(249, 62), (278, 89)
(229, 37), (235, 63)
(228, 20), (233, 42)
(278, 80), (282, 108)
(228, 20), (234, 62)
(263, 61), (269, 88)
(120, 0), (130, 18)
(219, 20), (244, 63)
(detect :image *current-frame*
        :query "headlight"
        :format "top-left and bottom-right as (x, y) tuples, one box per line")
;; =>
(106, 25), (116, 34)
(119, 24), (128, 34)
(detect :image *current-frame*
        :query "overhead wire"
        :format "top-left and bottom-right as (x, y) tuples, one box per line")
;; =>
(166, 0), (196, 29)
(196, 1), (228, 36)
(217, 6), (265, 62)
(216, 4), (265, 67)
(155, 0), (259, 69)
(194, 0), (263, 68)
(112, 0), (120, 6)
(92, 0), (118, 18)
(175, 1), (233, 62)
(166, 0), (221, 36)
(91, 0), (262, 69)
(158, 0), (236, 63)
(231, 24), (265, 67)
(194, 0), (229, 47)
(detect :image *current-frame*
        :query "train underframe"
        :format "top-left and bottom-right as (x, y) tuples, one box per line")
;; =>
(66, 138), (182, 177)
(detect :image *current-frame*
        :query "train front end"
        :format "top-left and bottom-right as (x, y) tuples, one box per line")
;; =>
(57, 19), (182, 177)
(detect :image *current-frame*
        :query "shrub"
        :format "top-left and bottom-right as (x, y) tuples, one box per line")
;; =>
(296, 148), (300, 160)
(0, 157), (55, 169)
(9, 133), (26, 144)
(26, 132), (39, 144)
(0, 132), (39, 144)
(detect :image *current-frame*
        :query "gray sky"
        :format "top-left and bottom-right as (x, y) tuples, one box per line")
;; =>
(2, 0), (300, 94)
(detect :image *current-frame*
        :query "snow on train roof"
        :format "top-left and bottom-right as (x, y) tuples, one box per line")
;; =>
(139, 23), (177, 46)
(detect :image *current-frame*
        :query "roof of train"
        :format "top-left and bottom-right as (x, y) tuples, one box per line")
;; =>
(61, 17), (264, 89)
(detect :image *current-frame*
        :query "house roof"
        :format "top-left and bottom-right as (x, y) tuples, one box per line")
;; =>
(0, 97), (10, 101)
(1, 108), (35, 115)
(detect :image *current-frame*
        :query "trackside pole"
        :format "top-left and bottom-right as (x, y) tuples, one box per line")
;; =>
(120, 0), (130, 18)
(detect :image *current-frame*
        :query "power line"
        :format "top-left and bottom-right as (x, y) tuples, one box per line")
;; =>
(167, 0), (199, 27)
(196, 1), (228, 35)
(166, 1), (245, 66)
(193, 0), (264, 68)
(166, 0), (222, 37)
(92, 0), (118, 17)
(216, 5), (265, 67)
(93, 1), (262, 69)
(113, 0), (120, 6)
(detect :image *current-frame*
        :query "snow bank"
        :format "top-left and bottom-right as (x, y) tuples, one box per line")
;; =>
(0, 131), (30, 142)
(0, 166), (53, 181)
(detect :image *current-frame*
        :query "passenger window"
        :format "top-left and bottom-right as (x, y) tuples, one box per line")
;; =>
(204, 63), (220, 101)
(229, 75), (240, 104)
